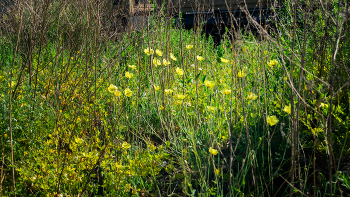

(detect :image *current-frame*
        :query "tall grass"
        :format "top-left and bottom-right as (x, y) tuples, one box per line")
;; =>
(0, 0), (349, 196)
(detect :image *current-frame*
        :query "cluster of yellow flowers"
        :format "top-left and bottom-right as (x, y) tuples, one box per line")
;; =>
(108, 84), (132, 97)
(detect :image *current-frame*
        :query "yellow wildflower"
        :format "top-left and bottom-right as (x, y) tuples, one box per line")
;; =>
(209, 147), (218, 155)
(196, 55), (204, 61)
(153, 58), (161, 66)
(238, 70), (246, 78)
(153, 85), (160, 91)
(268, 59), (278, 69)
(124, 88), (133, 97)
(170, 53), (177, 61)
(206, 106), (217, 112)
(156, 49), (163, 56)
(144, 48), (154, 55)
(159, 105), (164, 110)
(165, 89), (173, 95)
(114, 90), (122, 97)
(283, 104), (291, 114)
(267, 115), (279, 126)
(128, 65), (136, 70)
(177, 94), (186, 100)
(320, 103), (328, 108)
(163, 59), (170, 66)
(108, 84), (118, 93)
(220, 58), (229, 63)
(125, 72), (133, 79)
(175, 67), (184, 75)
(215, 169), (220, 175)
(4, 134), (7, 138)
(204, 80), (215, 88)
(122, 141), (131, 150)
(222, 89), (232, 95)
(247, 92), (257, 100)
(75, 137), (84, 144)
(186, 45), (193, 49)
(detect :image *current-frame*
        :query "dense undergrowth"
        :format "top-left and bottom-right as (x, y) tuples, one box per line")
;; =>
(1, 0), (350, 196)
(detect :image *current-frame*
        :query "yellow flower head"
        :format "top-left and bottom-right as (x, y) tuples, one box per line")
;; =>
(144, 48), (154, 55)
(128, 65), (136, 70)
(186, 45), (193, 50)
(153, 85), (160, 91)
(175, 67), (184, 75)
(108, 84), (118, 93)
(196, 55), (204, 61)
(122, 141), (131, 150)
(114, 90), (122, 97)
(204, 80), (215, 88)
(153, 58), (161, 66)
(125, 72), (133, 79)
(220, 58), (229, 63)
(206, 106), (217, 112)
(75, 137), (84, 144)
(177, 94), (186, 100)
(163, 59), (170, 66)
(320, 103), (328, 109)
(159, 105), (164, 110)
(247, 92), (258, 100)
(124, 88), (133, 97)
(283, 104), (291, 114)
(267, 115), (279, 126)
(209, 147), (218, 155)
(268, 59), (278, 68)
(156, 49), (163, 56)
(238, 70), (246, 78)
(222, 89), (232, 95)
(165, 89), (173, 95)
(170, 53), (177, 61)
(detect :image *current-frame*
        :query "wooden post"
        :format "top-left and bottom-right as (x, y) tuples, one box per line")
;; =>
(129, 0), (133, 32)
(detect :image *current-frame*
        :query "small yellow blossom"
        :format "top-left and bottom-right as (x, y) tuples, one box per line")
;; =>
(159, 105), (164, 110)
(175, 67), (184, 75)
(163, 59), (170, 66)
(209, 147), (218, 155)
(122, 141), (131, 150)
(238, 70), (246, 78)
(114, 90), (122, 97)
(283, 104), (291, 114)
(215, 169), (220, 175)
(144, 48), (154, 55)
(125, 72), (133, 79)
(108, 84), (118, 93)
(186, 45), (193, 50)
(204, 80), (215, 88)
(267, 115), (279, 126)
(128, 65), (136, 70)
(247, 92), (258, 100)
(124, 88), (133, 97)
(177, 94), (186, 100)
(206, 106), (217, 112)
(165, 89), (173, 95)
(153, 85), (160, 91)
(75, 137), (84, 144)
(196, 55), (204, 61)
(4, 134), (7, 138)
(222, 89), (231, 95)
(220, 58), (229, 63)
(153, 58), (161, 66)
(268, 59), (278, 68)
(156, 49), (163, 56)
(320, 103), (328, 108)
(170, 53), (177, 61)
